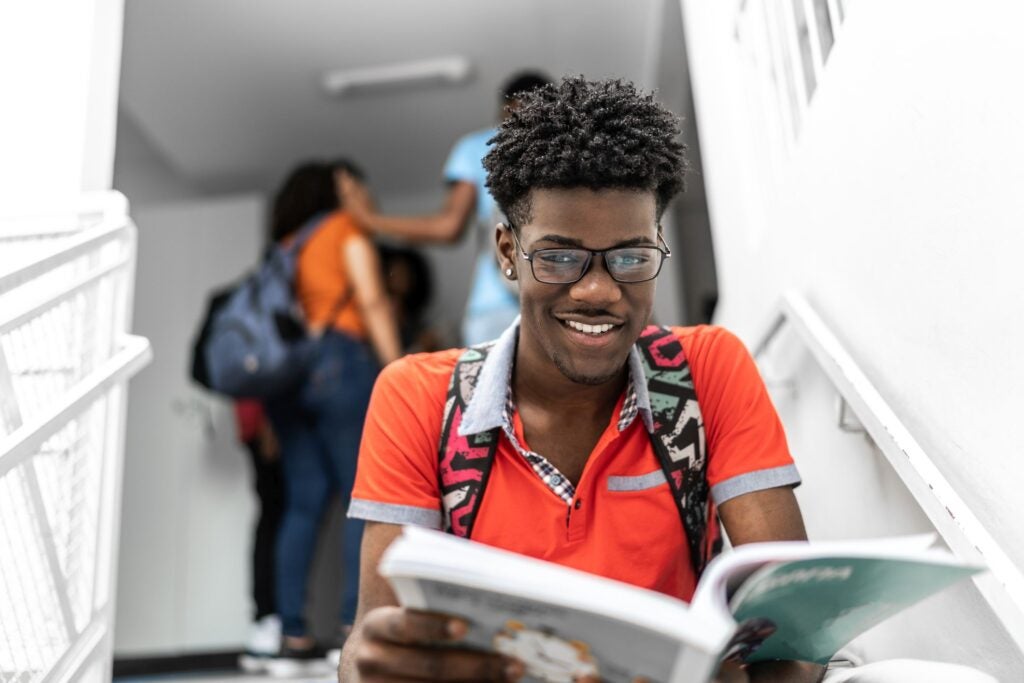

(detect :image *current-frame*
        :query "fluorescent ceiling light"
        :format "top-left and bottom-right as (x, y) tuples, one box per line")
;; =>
(322, 56), (472, 96)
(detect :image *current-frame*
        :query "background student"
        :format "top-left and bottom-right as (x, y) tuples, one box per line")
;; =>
(262, 160), (401, 676)
(340, 71), (552, 345)
(232, 398), (283, 671)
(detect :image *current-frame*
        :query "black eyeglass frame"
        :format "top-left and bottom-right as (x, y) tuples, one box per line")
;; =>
(505, 222), (672, 285)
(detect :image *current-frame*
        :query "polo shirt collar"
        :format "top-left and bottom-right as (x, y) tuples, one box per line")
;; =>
(457, 320), (655, 436)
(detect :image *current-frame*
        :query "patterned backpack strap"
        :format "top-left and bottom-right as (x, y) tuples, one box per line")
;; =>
(636, 325), (723, 577)
(437, 343), (501, 539)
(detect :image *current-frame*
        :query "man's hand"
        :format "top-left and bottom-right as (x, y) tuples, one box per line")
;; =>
(714, 661), (749, 683)
(746, 660), (825, 682)
(350, 606), (524, 682)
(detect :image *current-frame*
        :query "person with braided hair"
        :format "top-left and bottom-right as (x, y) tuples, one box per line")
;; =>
(337, 77), (994, 683)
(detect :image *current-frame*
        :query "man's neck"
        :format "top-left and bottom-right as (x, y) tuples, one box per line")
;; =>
(511, 341), (629, 421)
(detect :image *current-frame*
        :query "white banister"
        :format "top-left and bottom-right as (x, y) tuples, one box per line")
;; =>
(0, 192), (150, 682)
(754, 290), (1024, 652)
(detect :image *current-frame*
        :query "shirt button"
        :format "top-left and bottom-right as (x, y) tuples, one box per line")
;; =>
(574, 499), (582, 510)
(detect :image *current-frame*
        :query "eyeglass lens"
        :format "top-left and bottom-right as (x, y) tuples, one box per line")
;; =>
(532, 247), (664, 283)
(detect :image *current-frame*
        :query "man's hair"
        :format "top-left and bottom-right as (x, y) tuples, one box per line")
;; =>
(501, 71), (552, 102)
(484, 76), (686, 225)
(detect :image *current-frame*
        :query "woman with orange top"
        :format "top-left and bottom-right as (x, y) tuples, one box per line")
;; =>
(263, 161), (401, 676)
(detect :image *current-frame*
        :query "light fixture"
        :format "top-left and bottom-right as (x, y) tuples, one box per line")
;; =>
(321, 55), (472, 97)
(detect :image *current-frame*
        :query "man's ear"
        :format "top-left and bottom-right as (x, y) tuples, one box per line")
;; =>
(495, 223), (518, 279)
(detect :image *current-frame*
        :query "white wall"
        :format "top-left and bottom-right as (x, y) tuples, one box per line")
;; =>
(652, 0), (716, 326)
(81, 0), (126, 190)
(113, 116), (265, 654)
(759, 327), (1023, 673)
(681, 0), (1024, 675)
(0, 0), (125, 206)
(114, 107), (204, 207)
(115, 195), (265, 655)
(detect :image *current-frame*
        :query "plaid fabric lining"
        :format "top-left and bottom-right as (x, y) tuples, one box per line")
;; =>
(618, 382), (639, 433)
(501, 373), (641, 505)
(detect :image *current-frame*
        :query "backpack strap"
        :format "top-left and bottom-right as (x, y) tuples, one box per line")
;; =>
(637, 325), (723, 577)
(286, 212), (329, 255)
(438, 343), (501, 538)
(437, 327), (723, 577)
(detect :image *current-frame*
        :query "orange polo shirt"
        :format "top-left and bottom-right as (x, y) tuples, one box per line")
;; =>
(295, 210), (367, 338)
(349, 325), (799, 602)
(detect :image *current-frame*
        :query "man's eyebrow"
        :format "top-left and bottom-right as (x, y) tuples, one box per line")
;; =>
(535, 234), (656, 248)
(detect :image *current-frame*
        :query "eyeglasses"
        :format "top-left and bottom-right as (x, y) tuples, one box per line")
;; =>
(506, 223), (671, 285)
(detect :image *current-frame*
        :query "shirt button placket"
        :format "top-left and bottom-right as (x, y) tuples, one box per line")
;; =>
(567, 497), (586, 542)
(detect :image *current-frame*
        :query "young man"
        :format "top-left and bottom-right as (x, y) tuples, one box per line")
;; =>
(339, 78), (993, 682)
(340, 71), (551, 346)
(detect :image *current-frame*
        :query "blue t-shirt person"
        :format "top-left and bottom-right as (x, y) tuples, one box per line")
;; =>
(443, 128), (519, 345)
(337, 73), (553, 346)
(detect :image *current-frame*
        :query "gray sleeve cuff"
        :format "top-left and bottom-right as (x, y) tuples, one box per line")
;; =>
(711, 463), (802, 505)
(347, 499), (442, 529)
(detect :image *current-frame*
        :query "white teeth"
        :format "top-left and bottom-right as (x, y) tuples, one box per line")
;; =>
(566, 320), (615, 335)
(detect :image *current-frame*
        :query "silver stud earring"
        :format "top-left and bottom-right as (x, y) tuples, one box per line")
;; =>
(505, 268), (514, 278)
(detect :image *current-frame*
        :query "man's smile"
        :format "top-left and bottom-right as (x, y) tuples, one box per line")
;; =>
(565, 320), (617, 335)
(555, 315), (626, 348)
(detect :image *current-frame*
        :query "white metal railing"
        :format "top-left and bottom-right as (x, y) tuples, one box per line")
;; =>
(754, 290), (1024, 653)
(0, 192), (151, 683)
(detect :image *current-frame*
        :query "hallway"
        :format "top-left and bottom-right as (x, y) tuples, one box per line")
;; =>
(4, 1), (1024, 682)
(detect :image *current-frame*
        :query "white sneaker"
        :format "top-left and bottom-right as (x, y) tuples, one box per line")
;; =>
(264, 642), (333, 679)
(238, 614), (281, 672)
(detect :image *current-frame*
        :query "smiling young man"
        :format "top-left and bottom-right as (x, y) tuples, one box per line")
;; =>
(337, 79), (992, 683)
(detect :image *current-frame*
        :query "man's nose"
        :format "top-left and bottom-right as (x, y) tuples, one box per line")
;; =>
(568, 257), (623, 305)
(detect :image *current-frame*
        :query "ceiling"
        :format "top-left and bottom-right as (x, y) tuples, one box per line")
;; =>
(118, 0), (667, 201)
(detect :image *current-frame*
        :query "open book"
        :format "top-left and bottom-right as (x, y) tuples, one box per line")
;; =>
(379, 527), (983, 683)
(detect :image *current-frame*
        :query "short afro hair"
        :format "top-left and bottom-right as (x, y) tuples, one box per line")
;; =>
(501, 71), (552, 101)
(483, 76), (686, 226)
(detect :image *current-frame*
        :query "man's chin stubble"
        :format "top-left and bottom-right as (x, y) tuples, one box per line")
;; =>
(553, 353), (622, 387)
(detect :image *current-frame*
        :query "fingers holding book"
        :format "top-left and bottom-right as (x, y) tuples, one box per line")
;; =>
(354, 606), (525, 681)
(361, 605), (465, 645)
(713, 661), (750, 683)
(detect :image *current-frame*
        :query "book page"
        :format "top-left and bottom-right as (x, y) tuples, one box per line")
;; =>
(727, 556), (981, 664)
(391, 576), (719, 683)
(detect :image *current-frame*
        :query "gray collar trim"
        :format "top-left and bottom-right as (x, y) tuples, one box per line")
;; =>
(457, 321), (654, 436)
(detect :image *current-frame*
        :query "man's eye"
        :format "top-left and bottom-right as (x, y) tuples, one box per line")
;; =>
(610, 251), (650, 267)
(538, 251), (583, 265)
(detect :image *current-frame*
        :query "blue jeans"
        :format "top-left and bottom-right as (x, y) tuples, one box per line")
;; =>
(266, 330), (378, 638)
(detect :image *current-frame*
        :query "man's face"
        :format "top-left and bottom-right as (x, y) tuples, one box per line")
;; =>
(498, 188), (660, 386)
